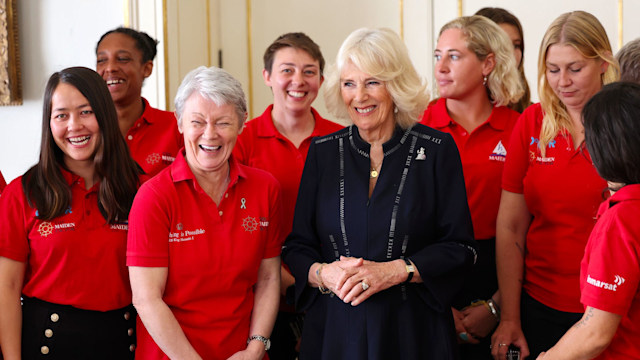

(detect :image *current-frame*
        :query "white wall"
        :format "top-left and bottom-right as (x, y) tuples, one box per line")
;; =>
(0, 0), (126, 183)
(2, 1), (639, 184)
(459, 0), (633, 103)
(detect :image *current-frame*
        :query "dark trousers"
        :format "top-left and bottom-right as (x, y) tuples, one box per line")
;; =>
(521, 291), (582, 359)
(456, 239), (498, 360)
(21, 296), (136, 360)
(268, 311), (304, 360)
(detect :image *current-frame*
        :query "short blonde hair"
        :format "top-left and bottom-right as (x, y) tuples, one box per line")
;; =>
(537, 11), (619, 153)
(439, 15), (524, 107)
(324, 28), (429, 129)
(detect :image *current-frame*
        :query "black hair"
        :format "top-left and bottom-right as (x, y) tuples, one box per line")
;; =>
(583, 81), (640, 188)
(96, 27), (158, 63)
(23, 67), (141, 222)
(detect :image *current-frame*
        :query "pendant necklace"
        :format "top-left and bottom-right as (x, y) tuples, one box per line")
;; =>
(370, 163), (381, 178)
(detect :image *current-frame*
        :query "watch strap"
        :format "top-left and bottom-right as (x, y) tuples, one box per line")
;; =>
(403, 258), (414, 283)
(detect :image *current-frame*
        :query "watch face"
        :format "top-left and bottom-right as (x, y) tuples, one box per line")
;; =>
(265, 339), (271, 351)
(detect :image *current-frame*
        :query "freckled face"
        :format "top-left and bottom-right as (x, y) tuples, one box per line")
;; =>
(264, 47), (323, 115)
(50, 83), (101, 168)
(180, 92), (243, 177)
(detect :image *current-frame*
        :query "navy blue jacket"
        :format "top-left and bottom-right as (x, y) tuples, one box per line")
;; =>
(283, 124), (477, 360)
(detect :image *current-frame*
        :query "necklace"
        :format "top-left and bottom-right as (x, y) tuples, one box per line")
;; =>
(370, 162), (381, 178)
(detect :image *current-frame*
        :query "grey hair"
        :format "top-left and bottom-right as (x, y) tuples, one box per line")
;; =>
(174, 66), (248, 128)
(617, 38), (640, 84)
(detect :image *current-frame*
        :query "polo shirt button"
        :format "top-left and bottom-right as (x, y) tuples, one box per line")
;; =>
(44, 329), (53, 338)
(219, 211), (223, 216)
(129, 344), (136, 352)
(137, 123), (141, 127)
(225, 193), (228, 198)
(41, 346), (50, 354)
(50, 313), (59, 322)
(128, 328), (134, 336)
(124, 312), (131, 320)
(127, 135), (133, 140)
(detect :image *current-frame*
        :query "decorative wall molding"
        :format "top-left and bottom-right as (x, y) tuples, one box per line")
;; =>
(0, 0), (22, 106)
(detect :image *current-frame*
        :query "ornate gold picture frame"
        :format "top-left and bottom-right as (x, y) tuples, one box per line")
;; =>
(0, 0), (22, 106)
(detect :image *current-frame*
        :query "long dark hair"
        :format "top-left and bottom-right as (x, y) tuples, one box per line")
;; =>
(583, 82), (640, 189)
(22, 67), (141, 223)
(476, 7), (531, 113)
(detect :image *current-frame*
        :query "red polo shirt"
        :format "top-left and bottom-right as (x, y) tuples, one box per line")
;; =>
(234, 105), (342, 233)
(126, 98), (183, 179)
(420, 98), (520, 239)
(581, 184), (640, 360)
(502, 103), (607, 312)
(127, 150), (284, 360)
(0, 171), (131, 311)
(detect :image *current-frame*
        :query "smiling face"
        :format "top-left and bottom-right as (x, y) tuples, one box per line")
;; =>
(545, 44), (605, 112)
(499, 23), (523, 68)
(96, 32), (152, 106)
(434, 28), (488, 100)
(50, 83), (101, 170)
(263, 47), (323, 116)
(340, 61), (395, 139)
(180, 92), (243, 177)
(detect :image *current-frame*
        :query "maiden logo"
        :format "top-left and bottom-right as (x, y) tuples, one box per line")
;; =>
(489, 141), (507, 162)
(37, 221), (76, 237)
(530, 137), (556, 164)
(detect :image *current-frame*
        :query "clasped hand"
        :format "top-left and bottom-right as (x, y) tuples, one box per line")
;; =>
(453, 304), (498, 344)
(318, 256), (404, 306)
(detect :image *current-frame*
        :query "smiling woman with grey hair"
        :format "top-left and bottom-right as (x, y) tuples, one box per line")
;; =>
(282, 28), (476, 359)
(127, 66), (284, 360)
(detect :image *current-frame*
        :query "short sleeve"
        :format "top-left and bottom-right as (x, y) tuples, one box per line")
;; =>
(581, 208), (640, 316)
(0, 178), (31, 262)
(127, 181), (172, 267)
(502, 107), (534, 194)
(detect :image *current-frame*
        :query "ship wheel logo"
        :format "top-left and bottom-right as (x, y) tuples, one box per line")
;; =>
(242, 216), (259, 233)
(38, 222), (54, 237)
(146, 153), (161, 165)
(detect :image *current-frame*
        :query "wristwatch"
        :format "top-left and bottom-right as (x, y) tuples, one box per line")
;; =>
(403, 258), (415, 283)
(247, 335), (271, 351)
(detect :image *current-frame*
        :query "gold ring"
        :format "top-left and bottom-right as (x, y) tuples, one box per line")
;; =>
(361, 280), (370, 291)
(499, 343), (509, 347)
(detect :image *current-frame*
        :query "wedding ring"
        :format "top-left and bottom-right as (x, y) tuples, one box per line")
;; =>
(459, 332), (469, 342)
(361, 280), (370, 291)
(498, 343), (509, 347)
